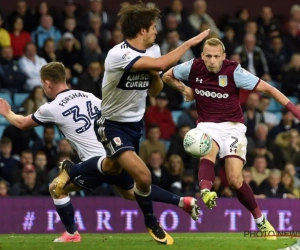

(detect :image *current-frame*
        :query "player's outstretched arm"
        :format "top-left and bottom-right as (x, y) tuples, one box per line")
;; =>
(163, 68), (194, 102)
(256, 80), (300, 119)
(131, 29), (210, 71)
(0, 98), (38, 129)
(148, 71), (163, 97)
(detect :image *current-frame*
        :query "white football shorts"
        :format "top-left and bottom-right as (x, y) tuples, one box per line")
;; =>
(196, 122), (247, 163)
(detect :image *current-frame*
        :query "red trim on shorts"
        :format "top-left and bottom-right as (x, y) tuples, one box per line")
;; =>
(220, 155), (245, 164)
(252, 79), (261, 91)
(212, 139), (220, 150)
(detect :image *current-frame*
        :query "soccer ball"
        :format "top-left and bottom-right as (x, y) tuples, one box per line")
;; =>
(183, 128), (213, 158)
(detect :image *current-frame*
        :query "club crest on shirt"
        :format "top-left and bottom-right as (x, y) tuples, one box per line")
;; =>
(218, 75), (227, 87)
(113, 137), (122, 146)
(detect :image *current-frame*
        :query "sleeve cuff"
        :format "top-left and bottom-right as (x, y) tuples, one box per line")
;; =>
(31, 114), (48, 125)
(124, 56), (141, 71)
(252, 79), (261, 91)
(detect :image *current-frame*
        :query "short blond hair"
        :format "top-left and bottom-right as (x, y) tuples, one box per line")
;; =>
(203, 38), (225, 53)
(40, 62), (66, 84)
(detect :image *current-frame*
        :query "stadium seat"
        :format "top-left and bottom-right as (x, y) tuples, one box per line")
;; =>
(180, 100), (195, 110)
(288, 96), (299, 105)
(13, 93), (28, 109)
(0, 93), (12, 106)
(172, 111), (183, 125)
(0, 125), (6, 138)
(275, 111), (282, 121)
(34, 126), (43, 139)
(54, 126), (64, 142)
(267, 98), (278, 112)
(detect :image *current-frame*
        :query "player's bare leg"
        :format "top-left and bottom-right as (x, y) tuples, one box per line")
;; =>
(49, 180), (82, 242)
(115, 151), (174, 245)
(225, 157), (276, 240)
(115, 186), (200, 221)
(198, 141), (219, 209)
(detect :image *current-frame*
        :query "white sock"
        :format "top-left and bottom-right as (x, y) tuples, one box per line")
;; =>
(255, 214), (264, 224)
(178, 198), (184, 207)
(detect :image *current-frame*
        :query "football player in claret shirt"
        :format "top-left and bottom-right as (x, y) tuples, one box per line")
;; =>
(163, 37), (300, 239)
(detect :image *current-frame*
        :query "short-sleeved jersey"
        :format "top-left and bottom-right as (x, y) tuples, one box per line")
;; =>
(173, 59), (260, 123)
(32, 89), (105, 161)
(102, 41), (161, 122)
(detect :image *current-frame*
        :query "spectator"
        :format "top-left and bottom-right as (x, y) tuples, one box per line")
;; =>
(32, 125), (58, 171)
(144, 92), (176, 140)
(58, 139), (80, 163)
(284, 20), (300, 60)
(221, 26), (239, 59)
(188, 0), (220, 37)
(0, 46), (27, 93)
(139, 124), (166, 164)
(19, 42), (47, 91)
(9, 164), (48, 196)
(247, 141), (276, 169)
(8, 0), (36, 32)
(0, 138), (19, 185)
(244, 21), (265, 48)
(84, 15), (110, 54)
(34, 151), (48, 184)
(250, 155), (270, 186)
(56, 32), (83, 77)
(275, 129), (300, 167)
(265, 37), (289, 82)
(167, 154), (184, 183)
(243, 92), (264, 139)
(0, 14), (11, 47)
(168, 124), (198, 170)
(156, 14), (187, 45)
(58, 0), (82, 31)
(62, 16), (82, 45)
(212, 175), (234, 197)
(83, 33), (105, 68)
(228, 8), (249, 43)
(77, 61), (103, 98)
(0, 180), (9, 197)
(161, 30), (194, 63)
(21, 86), (47, 115)
(284, 162), (300, 188)
(147, 151), (172, 191)
(235, 33), (271, 80)
(242, 167), (265, 198)
(9, 17), (31, 59)
(38, 38), (56, 63)
(257, 96), (279, 128)
(259, 169), (295, 198)
(281, 170), (300, 198)
(178, 102), (198, 129)
(82, 0), (114, 31)
(31, 14), (61, 49)
(108, 28), (124, 50)
(48, 153), (71, 183)
(268, 108), (300, 140)
(2, 108), (40, 156)
(256, 6), (282, 43)
(282, 53), (300, 98)
(170, 169), (200, 197)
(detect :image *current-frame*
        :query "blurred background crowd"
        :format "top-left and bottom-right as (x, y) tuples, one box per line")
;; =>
(0, 0), (300, 199)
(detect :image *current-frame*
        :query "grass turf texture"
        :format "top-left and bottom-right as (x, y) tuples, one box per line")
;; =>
(0, 233), (296, 250)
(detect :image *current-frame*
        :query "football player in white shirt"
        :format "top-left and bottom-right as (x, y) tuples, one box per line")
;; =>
(52, 2), (208, 245)
(0, 62), (200, 243)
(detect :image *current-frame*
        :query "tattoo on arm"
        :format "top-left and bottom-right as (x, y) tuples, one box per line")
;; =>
(164, 76), (186, 93)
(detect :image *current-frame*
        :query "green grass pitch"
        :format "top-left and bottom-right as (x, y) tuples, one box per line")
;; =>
(0, 233), (296, 250)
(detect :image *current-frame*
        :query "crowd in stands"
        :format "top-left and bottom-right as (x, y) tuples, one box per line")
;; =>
(0, 0), (300, 198)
